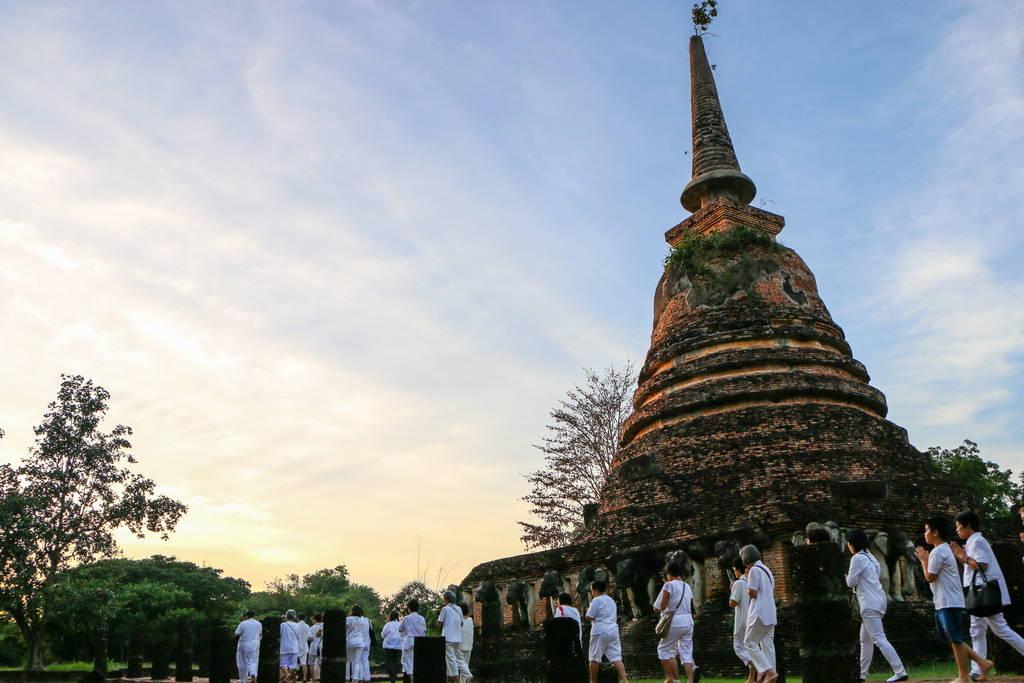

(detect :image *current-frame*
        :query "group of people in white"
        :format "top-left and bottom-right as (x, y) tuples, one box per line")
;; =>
(233, 510), (1024, 683)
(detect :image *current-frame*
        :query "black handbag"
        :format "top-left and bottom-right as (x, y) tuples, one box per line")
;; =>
(965, 566), (1003, 617)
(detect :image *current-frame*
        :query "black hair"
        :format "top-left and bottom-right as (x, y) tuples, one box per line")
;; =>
(244, 609), (255, 618)
(806, 527), (831, 544)
(955, 510), (981, 532)
(732, 558), (745, 573)
(846, 528), (870, 552)
(591, 579), (607, 593)
(558, 592), (572, 605)
(459, 603), (470, 617)
(926, 516), (950, 541)
(313, 612), (322, 622)
(407, 599), (420, 613)
(297, 613), (306, 621)
(388, 611), (399, 622)
(665, 561), (685, 579)
(350, 605), (363, 617)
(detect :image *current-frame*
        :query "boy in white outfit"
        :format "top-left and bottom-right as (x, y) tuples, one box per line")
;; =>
(729, 560), (754, 683)
(398, 599), (427, 683)
(585, 580), (628, 683)
(438, 591), (472, 683)
(235, 610), (262, 683)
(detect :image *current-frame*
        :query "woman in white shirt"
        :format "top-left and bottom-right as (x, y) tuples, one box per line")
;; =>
(380, 611), (402, 683)
(741, 545), (777, 683)
(654, 560), (697, 683)
(345, 605), (367, 683)
(845, 528), (908, 683)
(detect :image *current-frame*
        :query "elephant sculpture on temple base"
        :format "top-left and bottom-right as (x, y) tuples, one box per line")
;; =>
(575, 566), (609, 613)
(475, 580), (499, 603)
(616, 558), (653, 620)
(875, 526), (921, 601)
(714, 541), (741, 590)
(538, 570), (563, 616)
(445, 584), (465, 605)
(506, 578), (531, 627)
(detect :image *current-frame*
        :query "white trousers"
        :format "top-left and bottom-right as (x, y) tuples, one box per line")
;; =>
(733, 630), (750, 665)
(345, 647), (365, 681)
(860, 610), (906, 678)
(970, 613), (1024, 675)
(237, 648), (258, 681)
(745, 621), (776, 674)
(444, 642), (472, 678)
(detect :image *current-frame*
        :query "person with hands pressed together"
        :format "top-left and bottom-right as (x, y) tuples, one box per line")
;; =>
(915, 516), (993, 683)
(951, 510), (1024, 680)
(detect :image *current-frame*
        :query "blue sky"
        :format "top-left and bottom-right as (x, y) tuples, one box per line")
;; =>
(0, 0), (1021, 596)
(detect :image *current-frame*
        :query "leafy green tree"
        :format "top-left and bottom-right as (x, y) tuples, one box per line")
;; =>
(380, 581), (442, 638)
(692, 0), (718, 33)
(929, 439), (1024, 517)
(0, 375), (188, 669)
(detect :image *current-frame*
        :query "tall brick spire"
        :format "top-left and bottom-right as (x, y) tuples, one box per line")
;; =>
(680, 34), (756, 213)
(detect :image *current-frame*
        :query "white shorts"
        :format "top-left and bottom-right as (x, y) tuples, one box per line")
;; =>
(279, 652), (298, 669)
(402, 648), (415, 674)
(588, 629), (622, 663)
(658, 623), (693, 662)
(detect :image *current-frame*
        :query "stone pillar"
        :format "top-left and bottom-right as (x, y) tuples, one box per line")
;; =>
(127, 629), (145, 678)
(196, 628), (211, 678)
(93, 627), (108, 678)
(543, 617), (586, 683)
(208, 626), (231, 683)
(175, 617), (193, 682)
(319, 611), (345, 683)
(412, 636), (445, 683)
(475, 601), (503, 681)
(790, 542), (858, 683)
(151, 637), (171, 680)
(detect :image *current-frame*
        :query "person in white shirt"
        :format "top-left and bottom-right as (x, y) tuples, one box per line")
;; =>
(438, 591), (472, 683)
(280, 610), (301, 683)
(235, 610), (262, 683)
(951, 510), (1024, 680)
(554, 593), (582, 644)
(458, 603), (474, 682)
(585, 579), (628, 683)
(398, 599), (427, 682)
(359, 613), (373, 683)
(345, 605), (368, 683)
(845, 528), (907, 683)
(728, 560), (753, 683)
(915, 516), (993, 683)
(741, 545), (777, 683)
(294, 614), (310, 682)
(307, 613), (323, 683)
(381, 611), (403, 683)
(654, 560), (698, 683)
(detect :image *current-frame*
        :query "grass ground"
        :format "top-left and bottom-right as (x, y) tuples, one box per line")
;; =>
(630, 660), (962, 683)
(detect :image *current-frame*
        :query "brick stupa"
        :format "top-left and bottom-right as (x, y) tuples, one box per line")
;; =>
(462, 35), (976, 681)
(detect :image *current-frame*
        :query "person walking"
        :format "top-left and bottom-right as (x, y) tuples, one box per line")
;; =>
(741, 545), (777, 683)
(728, 559), (754, 683)
(951, 510), (1024, 680)
(438, 591), (472, 683)
(307, 613), (323, 683)
(280, 611), (301, 683)
(585, 579), (629, 683)
(295, 614), (310, 682)
(398, 599), (426, 683)
(235, 610), (262, 683)
(380, 612), (403, 683)
(915, 516), (993, 683)
(458, 603), (474, 682)
(359, 610), (374, 683)
(845, 528), (908, 683)
(345, 606), (368, 683)
(654, 560), (698, 683)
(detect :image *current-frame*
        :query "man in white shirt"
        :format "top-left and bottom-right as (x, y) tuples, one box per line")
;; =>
(951, 510), (1024, 680)
(235, 610), (262, 683)
(438, 591), (472, 683)
(585, 580), (628, 683)
(742, 545), (777, 683)
(728, 560), (753, 683)
(307, 613), (323, 683)
(398, 599), (427, 683)
(279, 610), (301, 683)
(295, 614), (310, 682)
(916, 516), (993, 683)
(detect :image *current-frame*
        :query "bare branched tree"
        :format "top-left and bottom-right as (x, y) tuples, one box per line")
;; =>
(518, 361), (637, 550)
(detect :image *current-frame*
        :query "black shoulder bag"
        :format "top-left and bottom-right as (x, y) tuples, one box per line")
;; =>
(965, 565), (1002, 617)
